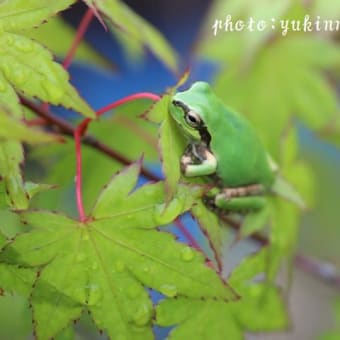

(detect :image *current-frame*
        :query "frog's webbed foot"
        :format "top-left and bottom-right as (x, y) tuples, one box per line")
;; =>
(181, 143), (217, 177)
(213, 184), (266, 212)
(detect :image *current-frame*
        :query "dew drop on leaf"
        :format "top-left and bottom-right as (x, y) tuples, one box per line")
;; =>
(14, 39), (34, 53)
(88, 285), (102, 306)
(91, 261), (98, 270)
(180, 246), (195, 262)
(76, 252), (86, 263)
(11, 69), (29, 85)
(115, 260), (125, 273)
(142, 265), (155, 274)
(132, 303), (152, 327)
(160, 284), (177, 297)
(42, 81), (64, 101)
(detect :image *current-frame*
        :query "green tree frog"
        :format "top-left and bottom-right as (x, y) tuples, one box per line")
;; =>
(169, 81), (276, 213)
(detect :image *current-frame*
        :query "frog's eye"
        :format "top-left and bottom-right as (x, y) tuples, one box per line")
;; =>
(185, 111), (201, 127)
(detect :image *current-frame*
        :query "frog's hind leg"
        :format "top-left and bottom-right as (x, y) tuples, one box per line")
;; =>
(214, 184), (266, 212)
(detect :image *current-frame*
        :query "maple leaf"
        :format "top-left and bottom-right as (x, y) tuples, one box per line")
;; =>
(0, 1), (95, 118)
(156, 249), (288, 339)
(144, 72), (190, 202)
(0, 163), (236, 339)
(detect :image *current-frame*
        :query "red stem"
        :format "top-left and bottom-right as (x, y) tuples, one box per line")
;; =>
(174, 219), (202, 251)
(74, 127), (86, 222)
(62, 8), (94, 69)
(24, 118), (47, 126)
(40, 9), (94, 113)
(96, 92), (161, 116)
(74, 92), (161, 221)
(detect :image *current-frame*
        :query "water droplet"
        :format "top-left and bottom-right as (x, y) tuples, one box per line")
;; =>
(132, 303), (152, 327)
(180, 246), (195, 262)
(14, 39), (34, 53)
(115, 260), (125, 273)
(76, 252), (86, 263)
(82, 233), (89, 241)
(91, 261), (98, 270)
(88, 284), (102, 306)
(126, 285), (141, 299)
(142, 266), (150, 273)
(11, 69), (28, 85)
(160, 284), (177, 297)
(41, 81), (64, 102)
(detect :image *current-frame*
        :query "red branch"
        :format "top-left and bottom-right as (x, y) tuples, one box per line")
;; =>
(74, 127), (86, 221)
(73, 93), (161, 221)
(62, 7), (162, 221)
(174, 219), (201, 251)
(62, 8), (94, 69)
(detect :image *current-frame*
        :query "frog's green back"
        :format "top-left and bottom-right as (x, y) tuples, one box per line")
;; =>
(173, 82), (274, 188)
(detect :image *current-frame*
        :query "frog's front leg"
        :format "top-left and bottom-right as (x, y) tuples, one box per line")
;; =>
(211, 184), (266, 212)
(181, 143), (217, 177)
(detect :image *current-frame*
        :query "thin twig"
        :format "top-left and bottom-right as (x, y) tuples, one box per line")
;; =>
(174, 219), (202, 251)
(19, 96), (160, 182)
(74, 127), (86, 221)
(62, 8), (94, 69)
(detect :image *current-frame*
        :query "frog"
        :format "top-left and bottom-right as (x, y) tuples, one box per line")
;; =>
(169, 81), (276, 213)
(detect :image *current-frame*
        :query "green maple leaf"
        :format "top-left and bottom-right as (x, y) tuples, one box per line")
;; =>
(0, 162), (236, 339)
(0, 0), (96, 208)
(0, 140), (29, 209)
(25, 17), (111, 68)
(191, 200), (225, 265)
(0, 107), (59, 144)
(0, 1), (95, 118)
(145, 72), (189, 201)
(159, 102), (187, 201)
(0, 105), (58, 209)
(0, 0), (75, 31)
(0, 232), (35, 297)
(156, 248), (288, 339)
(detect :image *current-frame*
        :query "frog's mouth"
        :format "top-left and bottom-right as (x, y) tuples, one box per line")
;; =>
(199, 125), (211, 146)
